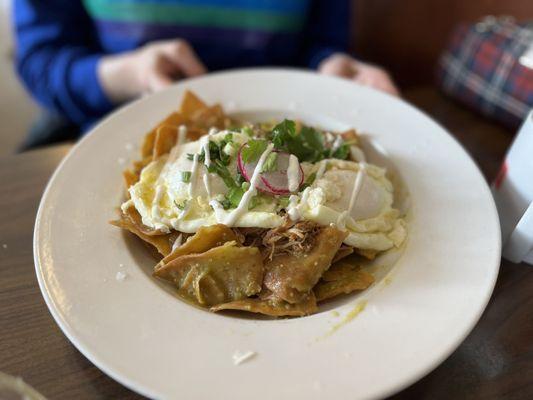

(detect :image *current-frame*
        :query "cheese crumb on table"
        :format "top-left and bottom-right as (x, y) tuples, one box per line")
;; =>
(232, 350), (256, 365)
(115, 271), (127, 281)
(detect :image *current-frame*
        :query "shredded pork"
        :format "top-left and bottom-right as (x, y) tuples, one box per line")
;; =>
(234, 219), (322, 261)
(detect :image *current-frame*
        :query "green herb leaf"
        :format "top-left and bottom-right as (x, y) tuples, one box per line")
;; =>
(270, 119), (296, 149)
(261, 152), (278, 173)
(207, 160), (236, 189)
(269, 120), (329, 163)
(301, 172), (317, 190)
(235, 172), (246, 186)
(220, 198), (232, 210)
(248, 195), (261, 210)
(187, 152), (205, 162)
(278, 195), (290, 209)
(180, 171), (192, 183)
(226, 186), (245, 209)
(241, 139), (268, 164)
(175, 200), (187, 210)
(242, 126), (254, 137)
(300, 126), (324, 153)
(332, 143), (350, 160)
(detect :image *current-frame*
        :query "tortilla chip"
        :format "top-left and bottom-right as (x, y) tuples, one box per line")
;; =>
(153, 125), (179, 159)
(142, 112), (187, 158)
(132, 157), (152, 176)
(355, 248), (378, 260)
(110, 215), (177, 256)
(332, 246), (354, 263)
(121, 206), (168, 236)
(155, 241), (263, 307)
(211, 291), (318, 317)
(154, 224), (237, 277)
(180, 90), (208, 117)
(314, 261), (374, 302)
(141, 130), (156, 159)
(123, 169), (139, 189)
(192, 104), (224, 128)
(341, 129), (360, 145)
(186, 126), (208, 141)
(264, 226), (347, 304)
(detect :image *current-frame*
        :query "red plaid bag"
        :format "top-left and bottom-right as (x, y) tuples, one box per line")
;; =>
(437, 16), (533, 128)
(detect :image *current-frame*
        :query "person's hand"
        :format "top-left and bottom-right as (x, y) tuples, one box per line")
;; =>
(98, 39), (207, 104)
(318, 53), (400, 96)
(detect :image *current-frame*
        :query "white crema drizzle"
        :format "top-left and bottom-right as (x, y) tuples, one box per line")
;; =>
(201, 135), (213, 198)
(287, 154), (300, 192)
(221, 143), (275, 226)
(178, 129), (217, 220)
(176, 153), (200, 220)
(331, 135), (344, 152)
(336, 162), (367, 229)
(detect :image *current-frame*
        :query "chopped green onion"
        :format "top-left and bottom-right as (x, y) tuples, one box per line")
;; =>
(175, 200), (187, 210)
(278, 195), (290, 208)
(301, 172), (317, 190)
(180, 171), (192, 183)
(248, 195), (261, 210)
(242, 126), (254, 137)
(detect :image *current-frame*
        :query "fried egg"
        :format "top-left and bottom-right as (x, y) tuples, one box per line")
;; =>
(124, 128), (406, 252)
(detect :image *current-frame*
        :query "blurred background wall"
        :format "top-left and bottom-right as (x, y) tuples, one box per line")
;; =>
(0, 0), (37, 156)
(0, 0), (531, 156)
(352, 0), (533, 87)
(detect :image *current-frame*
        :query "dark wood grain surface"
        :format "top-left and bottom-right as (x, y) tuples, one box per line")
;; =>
(0, 90), (532, 399)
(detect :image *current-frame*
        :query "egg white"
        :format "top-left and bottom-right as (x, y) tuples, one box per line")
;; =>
(124, 131), (406, 251)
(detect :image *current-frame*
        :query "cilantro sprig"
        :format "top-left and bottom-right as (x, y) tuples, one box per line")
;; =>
(268, 120), (350, 163)
(241, 139), (268, 164)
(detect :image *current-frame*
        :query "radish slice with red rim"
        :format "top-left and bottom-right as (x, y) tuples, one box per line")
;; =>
(237, 144), (304, 195)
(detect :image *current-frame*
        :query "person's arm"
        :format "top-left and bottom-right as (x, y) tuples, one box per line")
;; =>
(303, 0), (351, 69)
(13, 0), (113, 125)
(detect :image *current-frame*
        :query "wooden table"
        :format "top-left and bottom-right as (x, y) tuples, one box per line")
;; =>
(1, 89), (532, 399)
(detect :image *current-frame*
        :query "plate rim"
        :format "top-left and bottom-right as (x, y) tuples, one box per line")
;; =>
(33, 67), (502, 399)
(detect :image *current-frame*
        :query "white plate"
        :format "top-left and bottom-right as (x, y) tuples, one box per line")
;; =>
(34, 69), (501, 399)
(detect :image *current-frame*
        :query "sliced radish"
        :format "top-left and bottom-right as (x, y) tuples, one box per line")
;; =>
(237, 144), (304, 195)
(237, 144), (271, 192)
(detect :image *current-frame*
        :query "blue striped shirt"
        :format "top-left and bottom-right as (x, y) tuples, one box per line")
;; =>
(14, 0), (350, 128)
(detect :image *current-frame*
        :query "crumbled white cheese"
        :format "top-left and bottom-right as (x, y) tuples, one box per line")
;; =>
(306, 187), (326, 209)
(115, 271), (127, 281)
(223, 142), (236, 157)
(315, 175), (342, 203)
(232, 350), (256, 365)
